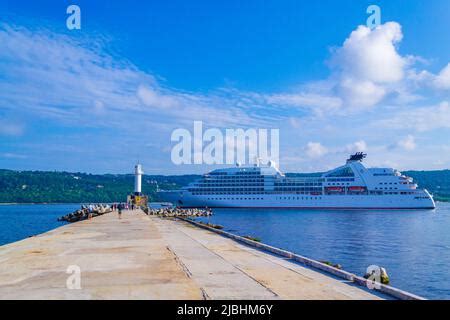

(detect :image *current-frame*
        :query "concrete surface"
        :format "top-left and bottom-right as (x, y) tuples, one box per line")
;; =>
(0, 210), (386, 300)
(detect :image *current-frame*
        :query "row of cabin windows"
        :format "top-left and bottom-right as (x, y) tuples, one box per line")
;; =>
(204, 196), (323, 201)
(207, 197), (264, 200)
(207, 172), (260, 177)
(204, 176), (264, 179)
(198, 191), (413, 197)
(274, 183), (322, 186)
(208, 171), (261, 176)
(327, 178), (355, 182)
(200, 179), (264, 182)
(191, 187), (264, 190)
(200, 182), (264, 185)
(192, 191), (323, 195)
(191, 187), (322, 191)
(278, 196), (322, 200)
(328, 182), (351, 186)
(375, 187), (398, 190)
(201, 180), (323, 185)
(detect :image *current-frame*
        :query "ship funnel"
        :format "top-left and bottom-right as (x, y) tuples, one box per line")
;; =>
(347, 152), (367, 163)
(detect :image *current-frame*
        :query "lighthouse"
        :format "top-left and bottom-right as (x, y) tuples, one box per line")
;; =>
(134, 164), (143, 195)
(128, 163), (148, 208)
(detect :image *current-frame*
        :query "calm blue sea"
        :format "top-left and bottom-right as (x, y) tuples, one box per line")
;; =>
(1, 203), (450, 299)
(0, 204), (79, 246)
(197, 202), (450, 300)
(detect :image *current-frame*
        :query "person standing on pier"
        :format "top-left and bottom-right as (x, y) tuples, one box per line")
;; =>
(118, 203), (123, 219)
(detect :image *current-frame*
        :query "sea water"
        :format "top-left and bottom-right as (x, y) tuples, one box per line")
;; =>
(0, 204), (79, 246)
(1, 203), (450, 299)
(198, 202), (450, 299)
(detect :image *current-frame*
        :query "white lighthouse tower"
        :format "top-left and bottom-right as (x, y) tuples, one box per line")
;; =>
(134, 163), (143, 195)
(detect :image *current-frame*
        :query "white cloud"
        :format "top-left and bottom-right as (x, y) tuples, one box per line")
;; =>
(346, 140), (368, 153)
(266, 93), (342, 110)
(376, 101), (450, 132)
(137, 85), (181, 109)
(338, 78), (386, 108)
(305, 142), (328, 158)
(397, 135), (416, 151)
(0, 24), (149, 124)
(433, 63), (450, 89)
(1, 21), (449, 173)
(235, 22), (415, 115)
(0, 24), (273, 132)
(331, 22), (406, 109)
(406, 69), (434, 84)
(333, 22), (405, 84)
(268, 22), (417, 113)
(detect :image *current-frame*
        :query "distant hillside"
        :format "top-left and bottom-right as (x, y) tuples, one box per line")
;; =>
(0, 169), (448, 203)
(404, 170), (450, 202)
(0, 169), (200, 203)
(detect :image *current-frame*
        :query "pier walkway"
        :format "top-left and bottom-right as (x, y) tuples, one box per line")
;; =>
(0, 210), (385, 300)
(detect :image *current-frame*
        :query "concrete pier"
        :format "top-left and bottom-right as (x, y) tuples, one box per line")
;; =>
(0, 210), (387, 300)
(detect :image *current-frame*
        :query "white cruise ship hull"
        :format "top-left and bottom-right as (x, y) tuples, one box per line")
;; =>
(159, 191), (436, 209)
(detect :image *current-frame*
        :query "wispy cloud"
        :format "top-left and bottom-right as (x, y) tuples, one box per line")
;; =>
(433, 63), (450, 90)
(0, 120), (24, 136)
(375, 101), (450, 132)
(0, 21), (449, 172)
(1, 152), (27, 159)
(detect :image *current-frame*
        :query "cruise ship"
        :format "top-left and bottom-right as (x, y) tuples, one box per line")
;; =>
(159, 153), (435, 209)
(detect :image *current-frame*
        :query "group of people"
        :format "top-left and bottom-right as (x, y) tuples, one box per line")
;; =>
(111, 202), (137, 219)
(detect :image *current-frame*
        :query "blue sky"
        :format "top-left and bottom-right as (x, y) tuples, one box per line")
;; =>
(0, 0), (449, 174)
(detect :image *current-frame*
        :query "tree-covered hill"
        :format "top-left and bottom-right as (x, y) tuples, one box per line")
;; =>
(0, 169), (448, 203)
(0, 169), (200, 203)
(404, 170), (450, 202)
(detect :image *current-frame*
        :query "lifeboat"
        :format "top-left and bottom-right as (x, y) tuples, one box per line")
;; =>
(325, 186), (343, 192)
(348, 186), (366, 192)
